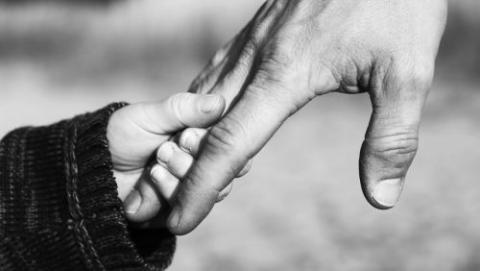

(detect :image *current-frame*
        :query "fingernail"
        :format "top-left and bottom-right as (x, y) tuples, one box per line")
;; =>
(200, 95), (221, 113)
(372, 178), (404, 209)
(125, 190), (142, 214)
(158, 143), (174, 163)
(150, 165), (166, 180)
(168, 209), (180, 229)
(180, 131), (195, 152)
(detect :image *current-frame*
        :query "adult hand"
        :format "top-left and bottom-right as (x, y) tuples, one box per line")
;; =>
(167, 0), (448, 234)
(107, 93), (225, 223)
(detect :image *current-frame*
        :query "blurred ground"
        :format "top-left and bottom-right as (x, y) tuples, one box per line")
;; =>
(1, 1), (480, 270)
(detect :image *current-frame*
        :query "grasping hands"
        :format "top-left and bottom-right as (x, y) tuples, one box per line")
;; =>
(106, 93), (228, 223)
(166, 0), (448, 234)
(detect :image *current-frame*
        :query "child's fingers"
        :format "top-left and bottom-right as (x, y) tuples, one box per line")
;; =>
(150, 164), (180, 203)
(178, 128), (253, 178)
(178, 128), (208, 156)
(157, 142), (194, 179)
(124, 175), (163, 223)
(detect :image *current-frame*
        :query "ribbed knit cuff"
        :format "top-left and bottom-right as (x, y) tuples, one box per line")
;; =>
(67, 103), (176, 270)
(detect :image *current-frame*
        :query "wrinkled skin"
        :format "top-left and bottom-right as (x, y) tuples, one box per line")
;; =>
(167, 0), (448, 235)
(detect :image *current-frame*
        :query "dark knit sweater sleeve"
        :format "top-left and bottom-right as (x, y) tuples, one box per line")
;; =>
(0, 103), (176, 271)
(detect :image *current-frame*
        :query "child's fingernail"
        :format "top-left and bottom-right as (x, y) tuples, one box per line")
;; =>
(372, 178), (404, 208)
(125, 190), (142, 214)
(150, 165), (165, 181)
(180, 131), (195, 151)
(200, 95), (221, 113)
(168, 209), (181, 229)
(158, 142), (175, 163)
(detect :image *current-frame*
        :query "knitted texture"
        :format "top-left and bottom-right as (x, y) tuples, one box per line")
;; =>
(0, 104), (176, 270)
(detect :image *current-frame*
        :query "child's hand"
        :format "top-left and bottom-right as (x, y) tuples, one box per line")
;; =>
(124, 128), (252, 225)
(106, 93), (226, 224)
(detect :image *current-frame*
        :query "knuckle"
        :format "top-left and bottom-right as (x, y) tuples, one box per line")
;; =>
(366, 130), (419, 163)
(254, 62), (286, 88)
(249, 66), (309, 116)
(207, 116), (247, 154)
(256, 45), (302, 91)
(203, 117), (252, 180)
(260, 34), (296, 68)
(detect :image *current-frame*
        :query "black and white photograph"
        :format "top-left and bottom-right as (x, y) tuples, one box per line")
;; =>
(0, 0), (478, 270)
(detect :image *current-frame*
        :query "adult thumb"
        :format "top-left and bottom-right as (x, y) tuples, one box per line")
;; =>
(360, 66), (432, 209)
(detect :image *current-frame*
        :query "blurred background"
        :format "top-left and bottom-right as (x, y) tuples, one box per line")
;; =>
(1, 0), (479, 270)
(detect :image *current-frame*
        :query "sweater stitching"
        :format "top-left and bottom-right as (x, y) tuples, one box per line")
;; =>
(65, 121), (105, 271)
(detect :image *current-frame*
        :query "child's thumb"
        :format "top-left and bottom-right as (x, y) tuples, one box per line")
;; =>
(133, 93), (226, 135)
